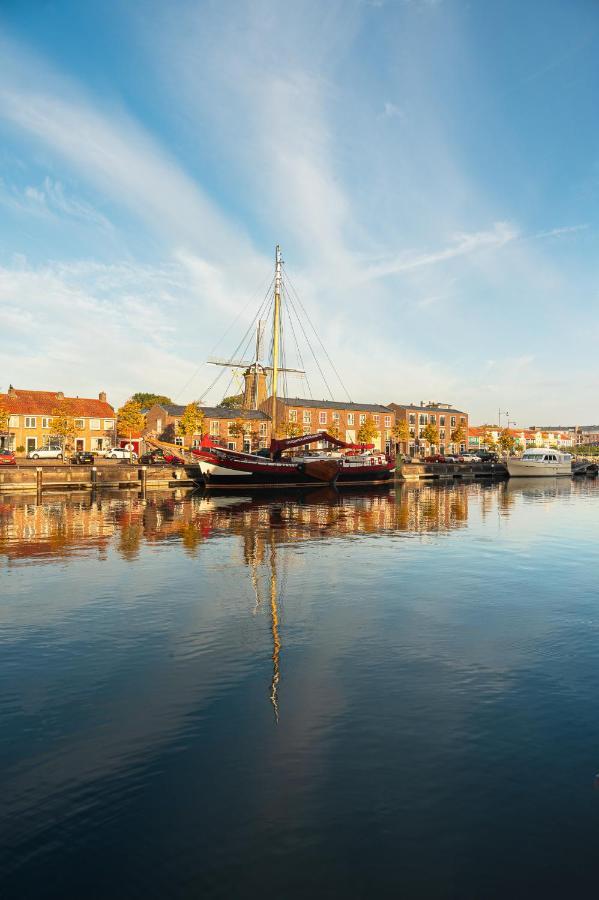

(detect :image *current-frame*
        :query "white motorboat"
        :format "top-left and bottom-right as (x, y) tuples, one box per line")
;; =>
(507, 448), (572, 477)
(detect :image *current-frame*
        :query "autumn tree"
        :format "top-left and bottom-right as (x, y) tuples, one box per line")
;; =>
(497, 429), (516, 456)
(117, 399), (146, 462)
(282, 421), (301, 438)
(48, 400), (77, 458)
(450, 424), (467, 447)
(391, 420), (410, 450)
(356, 416), (380, 445)
(421, 422), (440, 448)
(177, 402), (205, 444)
(327, 424), (340, 440)
(0, 404), (9, 438)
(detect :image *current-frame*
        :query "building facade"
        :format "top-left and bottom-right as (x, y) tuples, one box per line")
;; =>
(265, 398), (395, 452)
(0, 388), (115, 454)
(469, 426), (576, 451)
(388, 402), (468, 457)
(145, 403), (271, 453)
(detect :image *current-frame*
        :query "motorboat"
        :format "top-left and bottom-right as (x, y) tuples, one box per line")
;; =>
(506, 448), (572, 477)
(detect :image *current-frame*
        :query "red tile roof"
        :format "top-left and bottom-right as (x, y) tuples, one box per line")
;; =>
(0, 389), (114, 417)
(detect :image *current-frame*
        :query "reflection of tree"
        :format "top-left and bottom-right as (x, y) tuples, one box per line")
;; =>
(118, 523), (143, 560)
(180, 522), (202, 555)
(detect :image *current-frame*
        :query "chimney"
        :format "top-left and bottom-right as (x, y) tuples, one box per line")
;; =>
(8, 384), (16, 398)
(99, 391), (107, 403)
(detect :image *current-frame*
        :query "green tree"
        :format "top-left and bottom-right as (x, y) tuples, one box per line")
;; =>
(117, 399), (146, 462)
(497, 429), (516, 455)
(421, 422), (440, 447)
(357, 416), (380, 445)
(48, 400), (77, 458)
(130, 392), (172, 409)
(220, 393), (244, 409)
(177, 402), (205, 444)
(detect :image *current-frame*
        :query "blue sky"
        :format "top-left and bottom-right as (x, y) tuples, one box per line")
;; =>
(0, 0), (597, 423)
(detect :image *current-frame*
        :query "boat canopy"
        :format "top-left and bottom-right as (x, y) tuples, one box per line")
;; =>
(270, 430), (374, 460)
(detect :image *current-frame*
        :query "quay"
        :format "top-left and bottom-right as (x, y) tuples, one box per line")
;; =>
(398, 460), (508, 481)
(0, 461), (202, 493)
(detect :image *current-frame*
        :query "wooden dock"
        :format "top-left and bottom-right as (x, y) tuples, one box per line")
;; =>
(0, 462), (203, 494)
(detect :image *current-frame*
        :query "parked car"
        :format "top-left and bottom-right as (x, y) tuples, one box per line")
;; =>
(472, 449), (499, 463)
(139, 449), (183, 466)
(457, 452), (482, 463)
(0, 449), (16, 466)
(105, 447), (138, 460)
(423, 454), (448, 463)
(71, 451), (95, 465)
(27, 445), (64, 460)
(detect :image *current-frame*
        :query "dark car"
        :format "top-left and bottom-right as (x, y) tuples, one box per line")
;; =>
(0, 449), (16, 466)
(71, 451), (95, 465)
(139, 449), (184, 466)
(472, 450), (499, 463)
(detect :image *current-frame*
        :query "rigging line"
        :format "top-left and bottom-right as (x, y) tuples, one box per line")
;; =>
(198, 288), (275, 404)
(283, 282), (335, 402)
(176, 273), (276, 402)
(283, 270), (353, 403)
(283, 287), (313, 400)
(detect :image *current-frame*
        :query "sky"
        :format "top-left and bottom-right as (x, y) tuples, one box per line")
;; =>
(0, 0), (597, 424)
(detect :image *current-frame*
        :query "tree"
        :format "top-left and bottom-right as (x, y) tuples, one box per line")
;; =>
(48, 400), (77, 458)
(130, 392), (172, 409)
(282, 421), (302, 438)
(0, 404), (9, 440)
(451, 424), (467, 447)
(117, 399), (146, 462)
(498, 429), (516, 455)
(391, 420), (410, 450)
(357, 416), (380, 445)
(327, 424), (340, 440)
(220, 393), (244, 410)
(177, 402), (205, 444)
(421, 422), (440, 447)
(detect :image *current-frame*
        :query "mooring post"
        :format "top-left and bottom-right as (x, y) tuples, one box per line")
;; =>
(91, 466), (97, 486)
(140, 465), (147, 498)
(36, 466), (43, 504)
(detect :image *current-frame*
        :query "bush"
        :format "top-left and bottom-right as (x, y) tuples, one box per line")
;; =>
(16, 445), (25, 453)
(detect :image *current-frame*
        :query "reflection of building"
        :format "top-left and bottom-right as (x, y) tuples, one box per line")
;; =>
(388, 402), (468, 457)
(145, 403), (271, 452)
(0, 387), (115, 454)
(264, 397), (395, 451)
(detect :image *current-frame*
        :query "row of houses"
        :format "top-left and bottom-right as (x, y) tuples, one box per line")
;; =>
(468, 425), (582, 451)
(0, 386), (470, 457)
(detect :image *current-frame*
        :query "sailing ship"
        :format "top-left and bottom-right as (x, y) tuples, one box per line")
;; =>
(191, 246), (395, 489)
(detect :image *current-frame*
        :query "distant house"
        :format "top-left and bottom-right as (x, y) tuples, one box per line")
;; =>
(145, 403), (271, 453)
(0, 387), (115, 454)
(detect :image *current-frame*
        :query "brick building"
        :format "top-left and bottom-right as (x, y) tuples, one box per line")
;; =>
(388, 401), (468, 457)
(145, 402), (271, 453)
(0, 387), (115, 455)
(265, 397), (395, 452)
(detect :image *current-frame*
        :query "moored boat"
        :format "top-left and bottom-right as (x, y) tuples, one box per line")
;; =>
(507, 448), (572, 477)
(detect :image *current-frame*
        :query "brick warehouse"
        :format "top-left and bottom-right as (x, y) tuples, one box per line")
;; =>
(264, 397), (395, 452)
(388, 401), (469, 457)
(145, 402), (271, 453)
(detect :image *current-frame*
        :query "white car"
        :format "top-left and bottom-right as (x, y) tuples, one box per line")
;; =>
(28, 445), (64, 460)
(106, 447), (138, 460)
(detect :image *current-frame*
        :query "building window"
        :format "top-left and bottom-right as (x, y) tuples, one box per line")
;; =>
(303, 411), (311, 424)
(289, 409), (297, 423)
(259, 441), (267, 449)
(259, 422), (267, 436)
(332, 412), (340, 423)
(9, 415), (19, 427)
(175, 436), (183, 446)
(409, 413), (416, 425)
(440, 416), (445, 426)
(347, 413), (355, 426)
(227, 441), (235, 450)
(210, 421), (220, 436)
(156, 418), (163, 433)
(104, 419), (114, 430)
(440, 430), (445, 440)
(25, 417), (36, 428)
(384, 415), (391, 427)
(451, 416), (456, 428)
(90, 419), (101, 431)
(460, 417), (466, 425)
(419, 414), (427, 425)
(358, 414), (365, 425)
(74, 419), (84, 430)
(373, 415), (380, 425)
(429, 414), (436, 424)
(319, 411), (327, 425)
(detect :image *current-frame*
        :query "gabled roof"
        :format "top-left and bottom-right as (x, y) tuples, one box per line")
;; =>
(0, 389), (114, 417)
(278, 398), (392, 414)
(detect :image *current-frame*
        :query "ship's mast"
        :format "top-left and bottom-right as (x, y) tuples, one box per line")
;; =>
(271, 245), (282, 435)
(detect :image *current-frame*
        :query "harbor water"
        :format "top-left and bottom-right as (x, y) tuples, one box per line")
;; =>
(2, 479), (599, 898)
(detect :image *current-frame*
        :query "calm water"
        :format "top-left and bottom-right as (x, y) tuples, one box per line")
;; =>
(2, 479), (599, 899)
